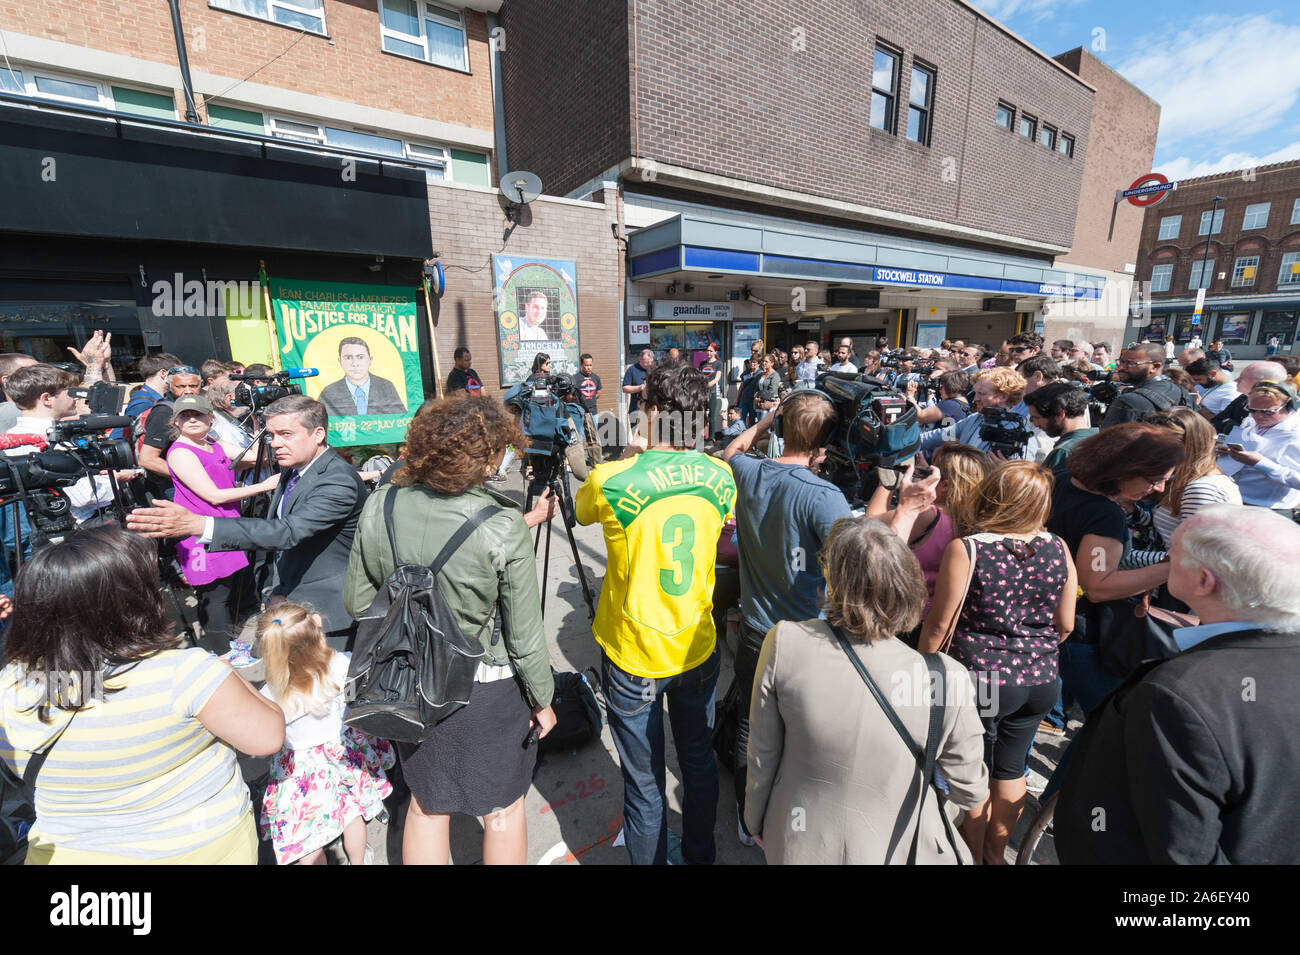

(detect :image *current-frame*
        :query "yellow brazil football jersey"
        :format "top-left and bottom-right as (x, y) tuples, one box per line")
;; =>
(575, 449), (736, 679)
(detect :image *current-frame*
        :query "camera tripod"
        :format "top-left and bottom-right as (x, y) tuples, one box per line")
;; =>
(522, 453), (596, 621)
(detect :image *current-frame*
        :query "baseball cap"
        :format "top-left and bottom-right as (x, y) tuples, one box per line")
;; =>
(170, 395), (214, 417)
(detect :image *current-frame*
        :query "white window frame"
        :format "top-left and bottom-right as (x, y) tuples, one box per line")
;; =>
(1279, 252), (1300, 287)
(1150, 263), (1173, 293)
(1198, 208), (1225, 236)
(1242, 202), (1270, 230)
(1231, 255), (1259, 287)
(12, 67), (113, 108)
(1292, 197), (1300, 225)
(1157, 215), (1181, 240)
(209, 0), (327, 36)
(267, 113), (458, 181)
(1189, 258), (1215, 291)
(379, 0), (470, 72)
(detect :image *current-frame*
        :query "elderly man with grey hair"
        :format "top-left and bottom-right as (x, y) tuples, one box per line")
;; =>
(1056, 504), (1300, 864)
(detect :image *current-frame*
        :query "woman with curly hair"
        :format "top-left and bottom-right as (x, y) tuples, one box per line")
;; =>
(343, 394), (557, 865)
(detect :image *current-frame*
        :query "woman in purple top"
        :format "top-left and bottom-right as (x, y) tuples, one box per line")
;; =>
(165, 395), (280, 654)
(920, 461), (1076, 865)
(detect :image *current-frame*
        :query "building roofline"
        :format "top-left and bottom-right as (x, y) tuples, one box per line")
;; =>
(952, 0), (1095, 92)
(1053, 46), (1160, 108)
(1171, 158), (1300, 188)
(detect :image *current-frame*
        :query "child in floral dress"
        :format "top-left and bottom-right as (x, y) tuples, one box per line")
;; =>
(256, 604), (394, 865)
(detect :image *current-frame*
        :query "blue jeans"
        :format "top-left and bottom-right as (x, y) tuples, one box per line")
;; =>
(601, 648), (720, 865)
(1058, 641), (1122, 719)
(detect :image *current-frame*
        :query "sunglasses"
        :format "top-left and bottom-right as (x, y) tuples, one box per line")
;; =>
(167, 365), (200, 376)
(1248, 406), (1285, 416)
(1116, 359), (1154, 367)
(1008, 346), (1030, 353)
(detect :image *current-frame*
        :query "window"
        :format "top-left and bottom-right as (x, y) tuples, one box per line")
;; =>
(1242, 202), (1270, 230)
(267, 115), (458, 181)
(1019, 114), (1036, 140)
(1188, 258), (1215, 291)
(1058, 134), (1074, 157)
(0, 68), (21, 93)
(1198, 208), (1224, 235)
(1157, 215), (1181, 240)
(1292, 198), (1300, 225)
(870, 46), (899, 133)
(1256, 311), (1298, 346)
(1231, 256), (1259, 287)
(996, 103), (1014, 131)
(211, 0), (326, 35)
(1039, 125), (1056, 149)
(380, 0), (468, 71)
(906, 64), (934, 145)
(1150, 263), (1173, 293)
(1279, 252), (1300, 286)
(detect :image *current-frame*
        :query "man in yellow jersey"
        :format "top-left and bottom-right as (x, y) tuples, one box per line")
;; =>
(575, 361), (736, 865)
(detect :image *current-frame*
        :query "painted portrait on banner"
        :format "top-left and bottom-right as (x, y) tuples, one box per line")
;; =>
(270, 278), (423, 445)
(493, 256), (580, 386)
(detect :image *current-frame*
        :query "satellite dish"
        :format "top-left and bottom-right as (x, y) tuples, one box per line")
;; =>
(499, 170), (543, 204)
(500, 170), (543, 222)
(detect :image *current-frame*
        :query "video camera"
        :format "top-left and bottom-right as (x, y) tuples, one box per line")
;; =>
(504, 374), (586, 490)
(815, 373), (921, 499)
(1068, 369), (1121, 421)
(0, 414), (144, 545)
(978, 407), (1034, 457)
(230, 368), (318, 412)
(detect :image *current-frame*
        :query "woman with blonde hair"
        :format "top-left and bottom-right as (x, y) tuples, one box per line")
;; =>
(921, 461), (1077, 864)
(1147, 407), (1241, 547)
(256, 603), (394, 865)
(919, 367), (1040, 459)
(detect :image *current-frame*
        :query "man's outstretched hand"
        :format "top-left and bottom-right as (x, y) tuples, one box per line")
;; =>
(126, 499), (206, 539)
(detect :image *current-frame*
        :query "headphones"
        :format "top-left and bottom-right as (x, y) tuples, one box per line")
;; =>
(1255, 380), (1300, 412)
(772, 388), (838, 446)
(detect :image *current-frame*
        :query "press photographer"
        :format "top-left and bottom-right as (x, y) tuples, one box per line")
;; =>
(1025, 381), (1096, 480)
(4, 364), (142, 528)
(504, 353), (590, 487)
(919, 367), (1038, 460)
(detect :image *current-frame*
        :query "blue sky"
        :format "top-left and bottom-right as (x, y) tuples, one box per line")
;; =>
(969, 2), (1300, 179)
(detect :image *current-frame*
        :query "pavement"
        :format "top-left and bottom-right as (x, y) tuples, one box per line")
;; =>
(233, 470), (1071, 865)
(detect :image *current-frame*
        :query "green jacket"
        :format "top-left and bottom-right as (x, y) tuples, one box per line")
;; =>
(343, 482), (554, 709)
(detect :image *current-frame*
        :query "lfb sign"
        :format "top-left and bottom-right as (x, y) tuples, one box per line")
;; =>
(629, 320), (650, 345)
(1118, 173), (1176, 207)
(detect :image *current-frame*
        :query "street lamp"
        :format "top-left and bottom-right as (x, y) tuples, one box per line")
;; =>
(1195, 194), (1224, 336)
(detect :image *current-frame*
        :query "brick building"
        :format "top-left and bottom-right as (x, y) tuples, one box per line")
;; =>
(499, 0), (1158, 378)
(1126, 159), (1300, 360)
(1048, 47), (1160, 351)
(0, 0), (626, 413)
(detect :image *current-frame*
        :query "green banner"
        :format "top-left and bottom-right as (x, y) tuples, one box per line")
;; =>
(270, 278), (423, 445)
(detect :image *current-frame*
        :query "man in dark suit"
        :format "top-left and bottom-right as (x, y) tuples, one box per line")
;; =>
(128, 395), (369, 650)
(319, 336), (407, 416)
(1055, 504), (1300, 864)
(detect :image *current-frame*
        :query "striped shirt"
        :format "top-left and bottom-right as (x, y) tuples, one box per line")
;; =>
(1152, 474), (1243, 548)
(0, 648), (250, 860)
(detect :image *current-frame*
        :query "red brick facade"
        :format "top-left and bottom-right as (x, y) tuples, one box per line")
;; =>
(427, 182), (623, 410)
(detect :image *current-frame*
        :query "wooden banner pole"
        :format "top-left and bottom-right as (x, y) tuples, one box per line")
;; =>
(422, 275), (444, 399)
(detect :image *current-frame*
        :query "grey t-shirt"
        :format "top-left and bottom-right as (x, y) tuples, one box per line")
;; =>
(731, 454), (852, 632)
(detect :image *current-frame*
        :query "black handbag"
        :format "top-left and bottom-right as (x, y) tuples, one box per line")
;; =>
(832, 628), (966, 864)
(1096, 593), (1193, 678)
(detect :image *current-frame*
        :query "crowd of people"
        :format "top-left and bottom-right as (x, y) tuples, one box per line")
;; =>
(0, 326), (1298, 867)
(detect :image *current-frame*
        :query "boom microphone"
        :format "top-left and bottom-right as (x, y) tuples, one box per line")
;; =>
(229, 368), (319, 381)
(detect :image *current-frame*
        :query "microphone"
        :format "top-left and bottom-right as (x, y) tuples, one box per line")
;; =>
(229, 368), (319, 381)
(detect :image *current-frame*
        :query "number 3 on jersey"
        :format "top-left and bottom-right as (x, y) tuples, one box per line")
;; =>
(659, 514), (696, 596)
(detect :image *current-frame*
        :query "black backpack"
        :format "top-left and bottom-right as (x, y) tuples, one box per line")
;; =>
(344, 489), (501, 743)
(538, 669), (602, 753)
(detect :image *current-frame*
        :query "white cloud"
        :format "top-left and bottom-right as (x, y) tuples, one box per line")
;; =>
(1116, 14), (1300, 147)
(970, 0), (1080, 25)
(1154, 140), (1300, 180)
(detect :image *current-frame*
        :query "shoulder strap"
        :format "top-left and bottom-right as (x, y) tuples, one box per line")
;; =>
(910, 653), (948, 865)
(430, 505), (502, 576)
(937, 538), (977, 656)
(22, 710), (77, 791)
